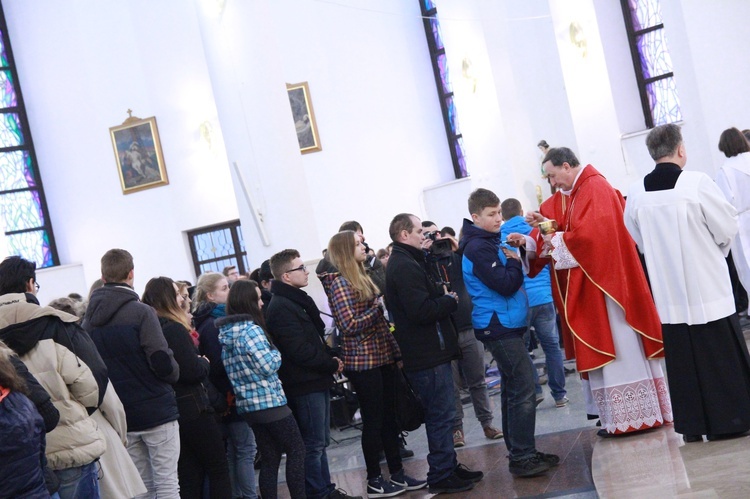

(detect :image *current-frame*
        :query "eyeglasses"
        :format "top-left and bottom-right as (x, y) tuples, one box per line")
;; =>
(285, 265), (307, 274)
(34, 281), (40, 292)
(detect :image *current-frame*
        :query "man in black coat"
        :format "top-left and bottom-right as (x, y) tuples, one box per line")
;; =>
(266, 249), (358, 499)
(385, 213), (484, 494)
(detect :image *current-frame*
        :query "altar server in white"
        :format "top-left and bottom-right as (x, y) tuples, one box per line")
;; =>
(624, 123), (750, 443)
(715, 127), (750, 311)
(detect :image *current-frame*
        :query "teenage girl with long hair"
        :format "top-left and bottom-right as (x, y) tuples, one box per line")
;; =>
(216, 280), (306, 499)
(142, 276), (231, 499)
(321, 230), (426, 497)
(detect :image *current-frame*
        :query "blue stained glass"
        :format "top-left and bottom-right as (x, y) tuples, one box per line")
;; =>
(454, 136), (468, 178)
(237, 225), (246, 252)
(429, 18), (444, 51)
(627, 0), (662, 31)
(1, 190), (44, 231)
(445, 96), (461, 136)
(0, 151), (35, 190)
(437, 54), (452, 94)
(0, 30), (7, 67)
(646, 77), (682, 125)
(0, 112), (23, 147)
(6, 229), (53, 268)
(636, 30), (674, 79)
(199, 257), (238, 276)
(194, 228), (234, 261)
(0, 70), (16, 109)
(422, 0), (436, 12)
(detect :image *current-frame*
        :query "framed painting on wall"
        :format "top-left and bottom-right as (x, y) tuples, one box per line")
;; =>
(109, 112), (169, 194)
(286, 81), (322, 154)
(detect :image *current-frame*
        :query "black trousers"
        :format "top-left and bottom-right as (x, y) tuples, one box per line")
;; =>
(177, 412), (231, 499)
(346, 363), (403, 479)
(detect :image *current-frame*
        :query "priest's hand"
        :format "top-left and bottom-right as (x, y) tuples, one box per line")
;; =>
(505, 233), (526, 248)
(525, 211), (546, 227)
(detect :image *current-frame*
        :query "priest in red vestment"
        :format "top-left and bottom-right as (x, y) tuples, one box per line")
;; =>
(509, 147), (672, 436)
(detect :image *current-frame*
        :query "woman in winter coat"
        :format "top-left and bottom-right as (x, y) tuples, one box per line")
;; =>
(193, 271), (259, 499)
(143, 276), (231, 499)
(217, 280), (306, 499)
(0, 340), (48, 498)
(321, 230), (426, 496)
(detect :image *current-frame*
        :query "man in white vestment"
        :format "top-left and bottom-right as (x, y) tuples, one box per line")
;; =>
(624, 123), (750, 442)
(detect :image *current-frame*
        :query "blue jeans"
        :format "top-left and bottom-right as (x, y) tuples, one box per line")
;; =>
(486, 335), (538, 460)
(55, 461), (100, 499)
(226, 420), (258, 499)
(287, 390), (335, 499)
(406, 362), (458, 484)
(528, 302), (567, 401)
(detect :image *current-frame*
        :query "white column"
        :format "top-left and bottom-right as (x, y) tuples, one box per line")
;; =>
(193, 0), (322, 260)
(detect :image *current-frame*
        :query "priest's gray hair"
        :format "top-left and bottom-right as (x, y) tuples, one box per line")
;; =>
(646, 124), (682, 161)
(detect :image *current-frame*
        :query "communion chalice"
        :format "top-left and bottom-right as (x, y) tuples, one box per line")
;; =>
(537, 220), (558, 257)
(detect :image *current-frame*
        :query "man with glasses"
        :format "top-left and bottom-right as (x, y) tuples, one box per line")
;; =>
(266, 249), (359, 499)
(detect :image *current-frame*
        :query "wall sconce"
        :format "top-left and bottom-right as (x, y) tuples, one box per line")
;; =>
(462, 57), (478, 93)
(200, 120), (213, 149)
(569, 22), (588, 58)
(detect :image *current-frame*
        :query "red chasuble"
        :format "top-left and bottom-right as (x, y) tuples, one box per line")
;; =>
(531, 165), (664, 372)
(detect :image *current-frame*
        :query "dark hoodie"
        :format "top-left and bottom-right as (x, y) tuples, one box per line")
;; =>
(82, 283), (179, 431)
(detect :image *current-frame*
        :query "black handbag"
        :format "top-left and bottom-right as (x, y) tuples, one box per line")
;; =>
(394, 367), (424, 432)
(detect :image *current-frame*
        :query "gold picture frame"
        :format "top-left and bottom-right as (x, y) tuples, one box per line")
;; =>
(109, 112), (169, 194)
(286, 81), (322, 154)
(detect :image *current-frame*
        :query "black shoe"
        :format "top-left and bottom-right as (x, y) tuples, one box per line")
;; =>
(706, 431), (748, 441)
(535, 451), (560, 467)
(509, 455), (551, 478)
(453, 463), (483, 483)
(683, 434), (703, 443)
(399, 446), (414, 459)
(328, 488), (363, 499)
(428, 472), (475, 494)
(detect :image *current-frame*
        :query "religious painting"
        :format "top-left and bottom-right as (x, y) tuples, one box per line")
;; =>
(109, 113), (169, 194)
(286, 81), (322, 154)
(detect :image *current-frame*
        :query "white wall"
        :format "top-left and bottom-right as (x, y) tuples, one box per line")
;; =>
(4, 0), (239, 292)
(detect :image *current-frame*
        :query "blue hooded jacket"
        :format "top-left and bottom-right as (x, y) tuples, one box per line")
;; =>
(500, 215), (553, 308)
(459, 219), (528, 341)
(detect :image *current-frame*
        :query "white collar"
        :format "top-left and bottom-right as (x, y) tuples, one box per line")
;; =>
(560, 164), (588, 196)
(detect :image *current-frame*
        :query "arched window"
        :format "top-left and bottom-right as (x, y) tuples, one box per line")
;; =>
(0, 6), (58, 267)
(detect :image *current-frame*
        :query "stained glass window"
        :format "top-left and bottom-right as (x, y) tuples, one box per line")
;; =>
(0, 6), (58, 267)
(419, 1), (468, 178)
(620, 0), (682, 128)
(187, 220), (248, 278)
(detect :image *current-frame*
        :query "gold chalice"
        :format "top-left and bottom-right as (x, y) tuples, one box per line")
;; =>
(538, 220), (558, 257)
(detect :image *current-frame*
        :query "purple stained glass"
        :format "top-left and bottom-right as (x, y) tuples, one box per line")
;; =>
(437, 54), (452, 94)
(5, 229), (53, 268)
(636, 29), (674, 79)
(0, 70), (16, 109)
(429, 18), (444, 51)
(0, 151), (36, 190)
(646, 77), (682, 125)
(422, 0), (436, 12)
(0, 190), (45, 231)
(0, 30), (7, 67)
(0, 112), (23, 147)
(454, 136), (468, 178)
(627, 0), (662, 31)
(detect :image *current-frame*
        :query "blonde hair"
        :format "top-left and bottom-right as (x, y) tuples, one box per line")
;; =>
(327, 231), (379, 302)
(193, 272), (226, 311)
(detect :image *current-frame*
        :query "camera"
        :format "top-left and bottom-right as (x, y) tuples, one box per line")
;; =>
(425, 231), (453, 258)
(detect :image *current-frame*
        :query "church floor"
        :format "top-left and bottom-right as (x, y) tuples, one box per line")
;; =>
(273, 323), (750, 498)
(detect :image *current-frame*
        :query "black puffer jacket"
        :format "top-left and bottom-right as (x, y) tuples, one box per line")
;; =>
(265, 281), (339, 397)
(385, 242), (460, 372)
(82, 284), (179, 431)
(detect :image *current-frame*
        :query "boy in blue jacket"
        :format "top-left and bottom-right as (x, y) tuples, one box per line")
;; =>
(460, 188), (559, 478)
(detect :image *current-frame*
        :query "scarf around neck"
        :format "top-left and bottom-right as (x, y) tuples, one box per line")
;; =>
(270, 280), (326, 335)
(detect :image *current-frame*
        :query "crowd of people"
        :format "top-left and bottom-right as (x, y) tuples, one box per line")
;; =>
(1, 123), (750, 498)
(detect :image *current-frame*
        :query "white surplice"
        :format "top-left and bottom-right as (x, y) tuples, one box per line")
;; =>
(715, 152), (750, 308)
(625, 170), (738, 325)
